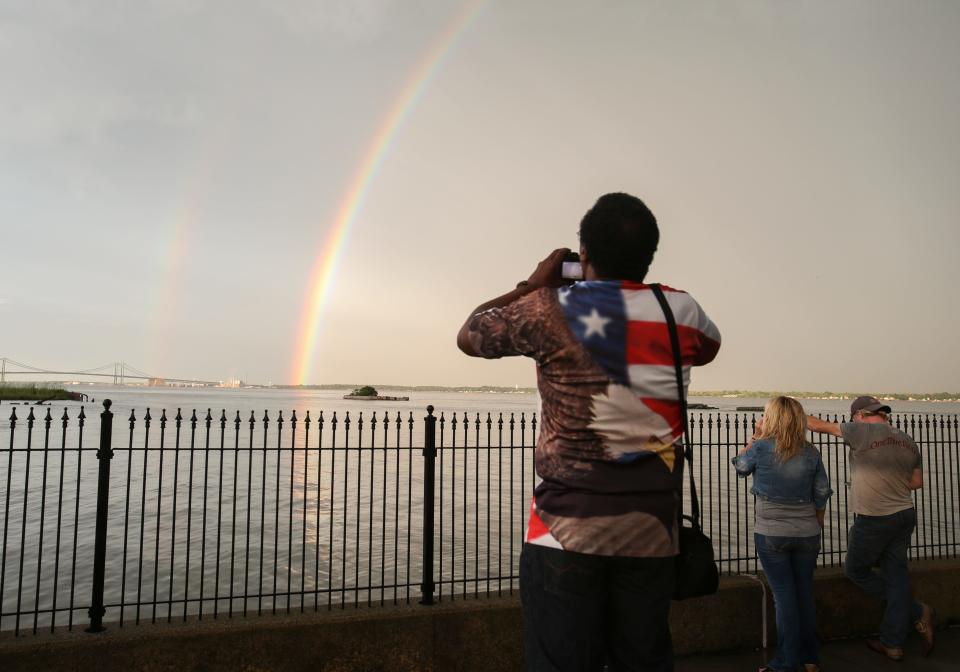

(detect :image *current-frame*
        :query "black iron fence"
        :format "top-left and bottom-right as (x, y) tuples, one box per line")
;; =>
(1, 402), (957, 636)
(689, 412), (959, 574)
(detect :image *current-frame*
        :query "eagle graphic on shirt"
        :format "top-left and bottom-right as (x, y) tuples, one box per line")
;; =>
(468, 280), (720, 557)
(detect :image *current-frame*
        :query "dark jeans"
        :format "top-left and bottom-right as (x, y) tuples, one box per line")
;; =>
(844, 507), (923, 647)
(754, 533), (821, 672)
(519, 543), (674, 672)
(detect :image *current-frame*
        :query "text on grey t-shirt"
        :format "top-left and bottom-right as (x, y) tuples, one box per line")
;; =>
(841, 422), (921, 516)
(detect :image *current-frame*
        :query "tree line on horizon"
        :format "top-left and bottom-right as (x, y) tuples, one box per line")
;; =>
(281, 384), (958, 401)
(691, 390), (960, 401)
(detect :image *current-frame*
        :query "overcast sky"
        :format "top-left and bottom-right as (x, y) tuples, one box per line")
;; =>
(2, 1), (958, 392)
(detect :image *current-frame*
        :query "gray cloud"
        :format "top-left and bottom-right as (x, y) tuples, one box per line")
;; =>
(252, 0), (397, 41)
(2, 1), (958, 390)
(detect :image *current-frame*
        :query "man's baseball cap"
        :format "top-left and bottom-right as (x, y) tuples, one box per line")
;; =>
(850, 395), (892, 415)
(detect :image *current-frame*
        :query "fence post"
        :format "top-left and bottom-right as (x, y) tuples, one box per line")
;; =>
(420, 405), (436, 605)
(86, 399), (114, 633)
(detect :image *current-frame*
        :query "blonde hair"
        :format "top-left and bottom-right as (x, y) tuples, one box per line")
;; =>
(759, 396), (807, 462)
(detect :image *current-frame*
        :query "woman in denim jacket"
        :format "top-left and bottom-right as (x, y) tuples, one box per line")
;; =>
(733, 396), (833, 672)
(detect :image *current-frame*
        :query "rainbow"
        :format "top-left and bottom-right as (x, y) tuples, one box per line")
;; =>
(289, 0), (487, 385)
(148, 181), (202, 372)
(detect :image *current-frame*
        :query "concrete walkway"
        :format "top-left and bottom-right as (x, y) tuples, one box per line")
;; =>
(676, 625), (959, 671)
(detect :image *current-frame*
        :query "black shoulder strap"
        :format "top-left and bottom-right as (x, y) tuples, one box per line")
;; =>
(650, 283), (701, 526)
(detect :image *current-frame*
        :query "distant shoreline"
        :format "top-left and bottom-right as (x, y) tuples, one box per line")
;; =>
(280, 384), (960, 402)
(690, 390), (960, 402)
(0, 383), (86, 402)
(279, 384), (538, 394)
(42, 381), (960, 403)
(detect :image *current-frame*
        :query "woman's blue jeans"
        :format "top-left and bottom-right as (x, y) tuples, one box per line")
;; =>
(755, 533), (821, 672)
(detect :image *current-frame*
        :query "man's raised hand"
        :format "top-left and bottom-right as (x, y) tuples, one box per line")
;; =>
(526, 248), (571, 289)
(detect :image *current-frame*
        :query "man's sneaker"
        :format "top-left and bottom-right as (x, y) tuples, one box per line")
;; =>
(866, 638), (904, 661)
(915, 602), (936, 657)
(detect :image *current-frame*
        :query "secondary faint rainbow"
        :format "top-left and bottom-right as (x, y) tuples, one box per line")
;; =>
(290, 0), (487, 385)
(147, 168), (205, 372)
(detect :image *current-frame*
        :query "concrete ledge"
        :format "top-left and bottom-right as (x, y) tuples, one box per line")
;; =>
(0, 598), (525, 672)
(676, 558), (960, 655)
(2, 559), (957, 671)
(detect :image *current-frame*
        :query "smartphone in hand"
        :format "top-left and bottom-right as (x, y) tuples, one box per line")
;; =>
(561, 251), (583, 281)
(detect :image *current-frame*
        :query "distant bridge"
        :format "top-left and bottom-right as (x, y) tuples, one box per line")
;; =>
(0, 358), (220, 386)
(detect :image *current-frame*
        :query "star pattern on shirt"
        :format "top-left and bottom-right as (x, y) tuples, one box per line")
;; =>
(578, 308), (610, 338)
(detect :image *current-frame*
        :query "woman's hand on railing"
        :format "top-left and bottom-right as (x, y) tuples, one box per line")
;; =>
(740, 417), (763, 453)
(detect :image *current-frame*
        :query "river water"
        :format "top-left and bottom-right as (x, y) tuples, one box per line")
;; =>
(1, 386), (957, 633)
(5, 384), (956, 419)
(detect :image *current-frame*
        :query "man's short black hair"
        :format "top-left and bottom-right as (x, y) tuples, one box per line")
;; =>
(579, 192), (659, 282)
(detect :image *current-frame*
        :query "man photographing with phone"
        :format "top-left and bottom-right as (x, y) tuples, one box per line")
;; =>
(457, 192), (721, 671)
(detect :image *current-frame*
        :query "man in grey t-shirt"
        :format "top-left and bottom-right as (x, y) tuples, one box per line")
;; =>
(808, 396), (934, 660)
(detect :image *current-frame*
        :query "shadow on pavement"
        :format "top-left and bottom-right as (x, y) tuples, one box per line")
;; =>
(677, 624), (960, 671)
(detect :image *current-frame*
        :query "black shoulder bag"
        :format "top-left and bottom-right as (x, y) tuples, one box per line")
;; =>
(650, 284), (719, 601)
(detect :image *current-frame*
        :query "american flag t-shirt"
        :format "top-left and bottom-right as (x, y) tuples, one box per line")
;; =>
(467, 280), (720, 557)
(558, 281), (720, 445)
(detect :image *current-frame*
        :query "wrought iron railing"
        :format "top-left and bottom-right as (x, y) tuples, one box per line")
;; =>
(0, 402), (957, 635)
(689, 412), (959, 574)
